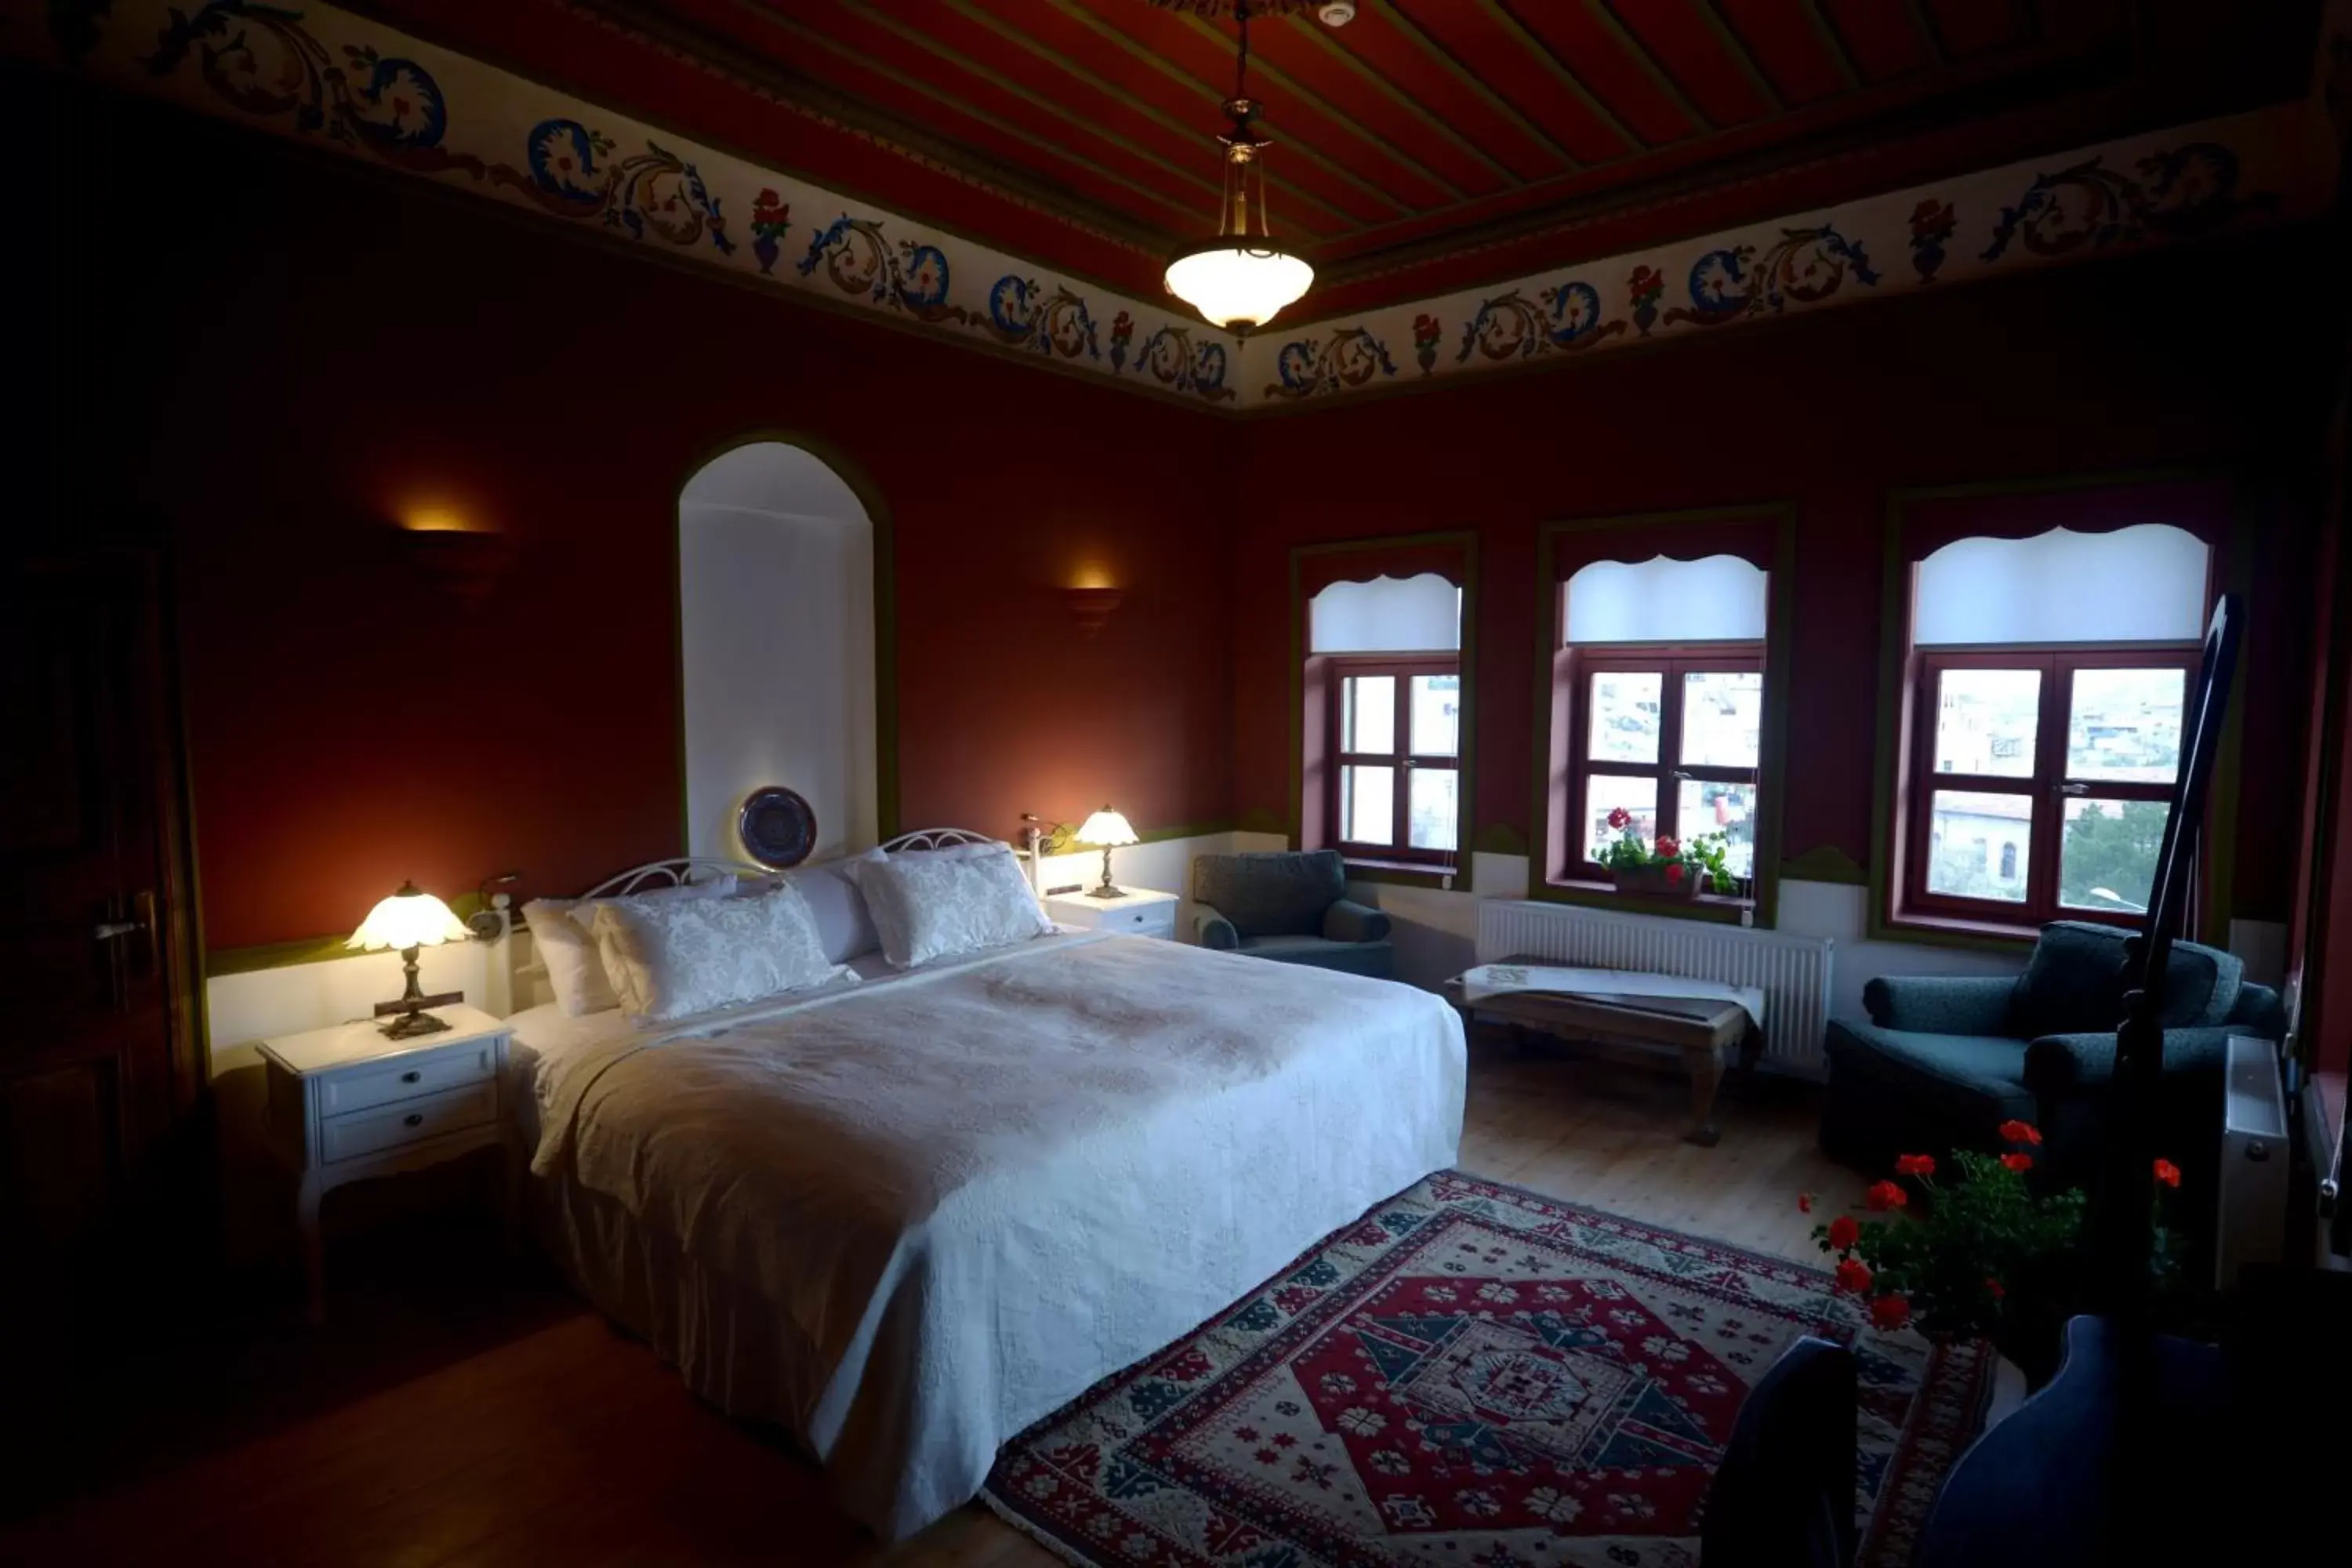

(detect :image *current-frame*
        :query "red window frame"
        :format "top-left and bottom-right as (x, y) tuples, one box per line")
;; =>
(1901, 645), (2200, 928)
(1566, 645), (1764, 882)
(1326, 655), (1461, 867)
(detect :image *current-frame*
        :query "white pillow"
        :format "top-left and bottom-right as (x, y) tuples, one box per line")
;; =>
(842, 843), (1051, 970)
(525, 876), (737, 1016)
(590, 883), (852, 1022)
(781, 861), (881, 964)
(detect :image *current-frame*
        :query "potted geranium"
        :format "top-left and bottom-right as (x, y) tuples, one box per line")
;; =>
(1597, 806), (1733, 899)
(1802, 1121), (2184, 1388)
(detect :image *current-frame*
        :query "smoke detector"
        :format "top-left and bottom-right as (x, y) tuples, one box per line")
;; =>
(1318, 2), (1356, 24)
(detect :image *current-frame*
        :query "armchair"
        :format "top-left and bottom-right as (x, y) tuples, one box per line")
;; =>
(1189, 849), (1395, 979)
(1822, 922), (2282, 1212)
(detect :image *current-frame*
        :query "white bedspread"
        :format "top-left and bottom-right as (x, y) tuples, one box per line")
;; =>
(522, 932), (1465, 1539)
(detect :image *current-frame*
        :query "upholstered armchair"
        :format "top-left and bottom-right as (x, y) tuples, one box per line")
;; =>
(1189, 849), (1395, 980)
(1822, 921), (2284, 1224)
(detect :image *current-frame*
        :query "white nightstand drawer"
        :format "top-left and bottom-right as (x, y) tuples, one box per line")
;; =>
(321, 1081), (497, 1163)
(1096, 903), (1175, 935)
(318, 1041), (497, 1117)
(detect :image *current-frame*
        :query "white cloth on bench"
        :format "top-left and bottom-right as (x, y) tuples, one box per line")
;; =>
(1459, 962), (1765, 1034)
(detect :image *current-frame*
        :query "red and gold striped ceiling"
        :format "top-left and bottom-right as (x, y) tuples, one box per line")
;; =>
(364, 0), (2317, 313)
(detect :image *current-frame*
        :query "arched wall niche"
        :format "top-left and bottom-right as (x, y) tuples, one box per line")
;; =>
(675, 435), (891, 863)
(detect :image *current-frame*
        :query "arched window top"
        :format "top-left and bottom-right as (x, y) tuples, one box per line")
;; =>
(1915, 523), (2209, 646)
(1563, 554), (1767, 645)
(680, 440), (867, 521)
(1310, 572), (1461, 653)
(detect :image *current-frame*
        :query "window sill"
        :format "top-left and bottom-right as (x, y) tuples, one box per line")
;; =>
(1876, 907), (2042, 950)
(1537, 879), (1756, 925)
(1342, 856), (1462, 891)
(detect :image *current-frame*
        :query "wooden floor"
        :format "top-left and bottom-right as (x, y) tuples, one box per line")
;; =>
(2, 1029), (1864, 1567)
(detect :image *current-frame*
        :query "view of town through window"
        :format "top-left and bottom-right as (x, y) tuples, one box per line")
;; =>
(1926, 665), (2185, 910)
(1336, 669), (1460, 855)
(1581, 666), (1761, 881)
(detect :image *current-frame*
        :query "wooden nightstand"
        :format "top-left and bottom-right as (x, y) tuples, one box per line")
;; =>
(259, 1004), (516, 1323)
(1045, 887), (1180, 939)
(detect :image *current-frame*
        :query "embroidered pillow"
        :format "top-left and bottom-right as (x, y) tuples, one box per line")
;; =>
(526, 875), (737, 1016)
(590, 883), (851, 1022)
(843, 843), (1052, 970)
(559, 875), (739, 1015)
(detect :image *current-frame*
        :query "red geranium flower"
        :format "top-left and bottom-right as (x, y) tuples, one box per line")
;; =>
(1894, 1153), (1936, 1178)
(1664, 862), (1685, 885)
(1826, 1214), (1860, 1250)
(2154, 1157), (2181, 1189)
(1864, 1181), (1908, 1212)
(1653, 836), (1679, 858)
(1835, 1257), (1873, 1294)
(1797, 1192), (1815, 1214)
(1869, 1294), (1912, 1332)
(2000, 1152), (2034, 1173)
(1606, 806), (1631, 829)
(1985, 1276), (2006, 1299)
(1998, 1119), (2043, 1146)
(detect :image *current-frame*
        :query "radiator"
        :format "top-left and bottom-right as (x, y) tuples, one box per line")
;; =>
(1476, 899), (1835, 1076)
(2216, 1033), (2288, 1290)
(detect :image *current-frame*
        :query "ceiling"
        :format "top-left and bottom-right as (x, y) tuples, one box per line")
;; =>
(368, 0), (2320, 316)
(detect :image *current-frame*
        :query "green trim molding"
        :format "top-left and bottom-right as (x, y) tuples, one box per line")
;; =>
(1287, 530), (1480, 897)
(1472, 822), (1530, 857)
(1865, 468), (2246, 951)
(1527, 505), (1797, 930)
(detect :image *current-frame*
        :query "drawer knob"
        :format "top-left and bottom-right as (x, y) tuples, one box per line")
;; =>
(403, 1112), (424, 1128)
(401, 1069), (422, 1084)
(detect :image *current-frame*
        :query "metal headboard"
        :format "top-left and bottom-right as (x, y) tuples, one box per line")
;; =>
(485, 828), (1020, 1016)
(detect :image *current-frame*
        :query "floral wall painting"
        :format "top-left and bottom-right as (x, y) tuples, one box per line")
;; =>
(24, 0), (2324, 414)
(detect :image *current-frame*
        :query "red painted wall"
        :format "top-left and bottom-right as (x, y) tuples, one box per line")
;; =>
(1230, 230), (2329, 924)
(33, 82), (1238, 952)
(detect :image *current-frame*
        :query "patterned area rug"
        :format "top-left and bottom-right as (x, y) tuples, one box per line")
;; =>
(983, 1171), (1991, 1568)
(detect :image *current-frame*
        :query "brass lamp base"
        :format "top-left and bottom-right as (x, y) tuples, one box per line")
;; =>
(373, 943), (462, 1037)
(1086, 844), (1124, 899)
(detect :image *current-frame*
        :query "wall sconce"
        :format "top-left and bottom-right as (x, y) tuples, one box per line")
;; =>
(394, 506), (513, 603)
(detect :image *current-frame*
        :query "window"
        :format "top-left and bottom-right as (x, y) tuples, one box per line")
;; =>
(1329, 658), (1460, 862)
(1567, 649), (1764, 885)
(1907, 649), (2193, 924)
(1883, 519), (2213, 936)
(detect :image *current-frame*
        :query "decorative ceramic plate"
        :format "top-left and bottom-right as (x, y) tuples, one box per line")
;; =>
(738, 786), (818, 869)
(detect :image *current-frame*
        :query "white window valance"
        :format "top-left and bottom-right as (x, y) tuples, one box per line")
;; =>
(1563, 554), (1767, 644)
(1309, 572), (1461, 653)
(1914, 524), (2209, 646)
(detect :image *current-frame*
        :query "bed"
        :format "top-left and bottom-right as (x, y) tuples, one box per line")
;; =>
(494, 831), (1466, 1541)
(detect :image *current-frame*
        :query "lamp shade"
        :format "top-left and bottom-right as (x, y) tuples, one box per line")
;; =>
(1163, 243), (1313, 334)
(347, 882), (470, 952)
(1075, 807), (1139, 848)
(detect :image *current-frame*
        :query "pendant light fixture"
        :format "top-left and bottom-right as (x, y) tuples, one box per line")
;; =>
(1162, 0), (1314, 334)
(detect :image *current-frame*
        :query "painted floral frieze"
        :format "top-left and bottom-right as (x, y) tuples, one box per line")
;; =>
(25, 0), (2318, 414)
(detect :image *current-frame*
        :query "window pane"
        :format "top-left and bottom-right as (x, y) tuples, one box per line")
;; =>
(1934, 668), (2040, 779)
(2060, 797), (2171, 913)
(1588, 671), (1661, 764)
(1410, 673), (1460, 758)
(1341, 675), (1395, 756)
(1681, 670), (1762, 769)
(2067, 667), (2186, 784)
(1408, 766), (1457, 851)
(1677, 779), (1755, 884)
(1584, 775), (1658, 866)
(1926, 789), (2031, 902)
(1340, 764), (1393, 846)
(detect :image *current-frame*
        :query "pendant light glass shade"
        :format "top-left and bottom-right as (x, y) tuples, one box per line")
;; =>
(1165, 241), (1314, 334)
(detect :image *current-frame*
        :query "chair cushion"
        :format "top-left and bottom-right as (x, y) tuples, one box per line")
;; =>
(1192, 850), (1346, 938)
(1236, 933), (1395, 978)
(1823, 1020), (2035, 1131)
(2013, 920), (2241, 1036)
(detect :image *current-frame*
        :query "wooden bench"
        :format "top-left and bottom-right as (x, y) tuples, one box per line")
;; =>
(1442, 957), (1760, 1146)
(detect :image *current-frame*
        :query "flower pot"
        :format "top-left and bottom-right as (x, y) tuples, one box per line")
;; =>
(1610, 865), (1709, 900)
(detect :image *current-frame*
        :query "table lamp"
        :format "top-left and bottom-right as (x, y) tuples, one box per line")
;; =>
(1075, 805), (1139, 899)
(347, 880), (470, 1037)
